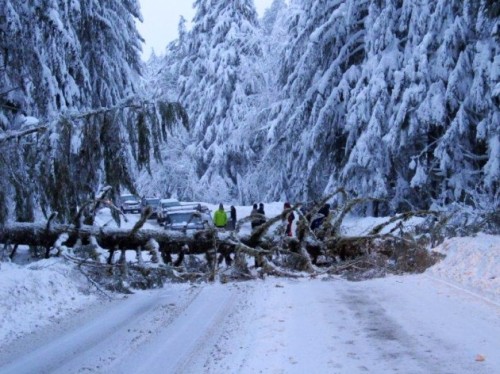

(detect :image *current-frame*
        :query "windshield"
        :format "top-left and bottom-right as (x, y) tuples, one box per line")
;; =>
(167, 212), (201, 225)
(121, 195), (138, 202)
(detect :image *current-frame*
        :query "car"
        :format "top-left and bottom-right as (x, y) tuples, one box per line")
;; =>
(141, 197), (160, 219)
(120, 194), (141, 214)
(156, 198), (181, 224)
(163, 205), (213, 231)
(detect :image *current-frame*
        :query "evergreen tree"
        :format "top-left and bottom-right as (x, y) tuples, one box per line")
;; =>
(5, 0), (496, 219)
(250, 0), (499, 211)
(178, 0), (264, 202)
(250, 0), (370, 202)
(77, 0), (143, 108)
(0, 0), (185, 224)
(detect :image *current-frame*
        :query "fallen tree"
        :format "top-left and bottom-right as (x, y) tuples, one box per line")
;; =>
(1, 191), (494, 291)
(0, 220), (217, 254)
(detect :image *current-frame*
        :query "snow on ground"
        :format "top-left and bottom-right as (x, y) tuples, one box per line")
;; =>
(0, 202), (499, 373)
(0, 259), (97, 344)
(427, 233), (499, 304)
(1, 272), (498, 373)
(188, 276), (500, 374)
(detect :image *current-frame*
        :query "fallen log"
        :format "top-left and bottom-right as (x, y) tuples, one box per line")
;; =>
(0, 221), (220, 254)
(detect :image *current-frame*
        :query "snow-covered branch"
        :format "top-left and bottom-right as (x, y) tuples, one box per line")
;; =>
(0, 125), (48, 144)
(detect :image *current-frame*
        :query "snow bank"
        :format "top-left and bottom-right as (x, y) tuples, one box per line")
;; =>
(0, 259), (97, 344)
(342, 216), (500, 304)
(426, 233), (500, 303)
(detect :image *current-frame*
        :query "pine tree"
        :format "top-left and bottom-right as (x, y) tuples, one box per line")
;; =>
(0, 0), (186, 224)
(249, 0), (498, 211)
(250, 0), (370, 203)
(177, 0), (264, 202)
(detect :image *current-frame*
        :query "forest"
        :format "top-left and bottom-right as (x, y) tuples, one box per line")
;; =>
(0, 0), (498, 285)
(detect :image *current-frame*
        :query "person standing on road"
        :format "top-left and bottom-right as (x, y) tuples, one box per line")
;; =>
(250, 203), (259, 229)
(311, 203), (330, 231)
(229, 205), (237, 230)
(283, 202), (295, 236)
(256, 202), (266, 227)
(213, 203), (228, 228)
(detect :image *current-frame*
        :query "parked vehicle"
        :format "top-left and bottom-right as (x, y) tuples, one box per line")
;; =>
(120, 194), (141, 214)
(141, 197), (160, 219)
(157, 198), (181, 223)
(163, 204), (213, 231)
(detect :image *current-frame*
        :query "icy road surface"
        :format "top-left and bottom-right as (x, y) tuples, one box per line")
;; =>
(1, 276), (498, 374)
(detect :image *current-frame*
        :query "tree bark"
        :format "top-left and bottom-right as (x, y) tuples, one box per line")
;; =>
(0, 221), (220, 254)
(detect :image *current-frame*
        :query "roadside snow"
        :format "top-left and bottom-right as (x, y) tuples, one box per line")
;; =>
(426, 233), (500, 304)
(0, 259), (97, 344)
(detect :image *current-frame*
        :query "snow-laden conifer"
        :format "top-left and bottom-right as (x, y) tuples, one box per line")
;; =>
(0, 0), (185, 224)
(177, 0), (264, 202)
(252, 0), (499, 211)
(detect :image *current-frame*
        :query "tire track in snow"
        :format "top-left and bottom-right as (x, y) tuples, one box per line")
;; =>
(106, 284), (236, 374)
(424, 274), (500, 307)
(0, 286), (200, 374)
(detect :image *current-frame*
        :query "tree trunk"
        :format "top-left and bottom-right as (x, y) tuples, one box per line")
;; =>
(0, 222), (219, 255)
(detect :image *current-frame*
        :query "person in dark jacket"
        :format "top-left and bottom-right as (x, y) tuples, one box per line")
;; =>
(283, 202), (295, 236)
(250, 203), (259, 229)
(311, 203), (330, 231)
(253, 203), (267, 267)
(256, 203), (266, 227)
(229, 205), (237, 230)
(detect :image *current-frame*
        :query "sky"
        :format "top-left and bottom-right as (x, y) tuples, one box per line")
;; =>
(137, 0), (274, 60)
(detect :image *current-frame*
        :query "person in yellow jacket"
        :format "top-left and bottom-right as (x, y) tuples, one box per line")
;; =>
(213, 203), (228, 228)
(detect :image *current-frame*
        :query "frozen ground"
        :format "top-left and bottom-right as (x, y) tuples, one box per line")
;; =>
(0, 204), (498, 373)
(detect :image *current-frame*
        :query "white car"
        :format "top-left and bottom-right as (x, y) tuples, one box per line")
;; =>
(120, 194), (141, 214)
(163, 205), (213, 231)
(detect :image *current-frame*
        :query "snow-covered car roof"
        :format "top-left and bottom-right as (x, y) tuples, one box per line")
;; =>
(160, 198), (180, 204)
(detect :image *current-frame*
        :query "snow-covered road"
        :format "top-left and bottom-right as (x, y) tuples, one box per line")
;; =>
(0, 276), (498, 374)
(190, 276), (499, 374)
